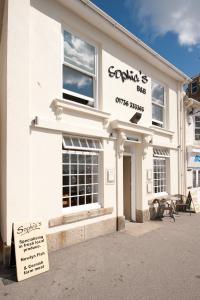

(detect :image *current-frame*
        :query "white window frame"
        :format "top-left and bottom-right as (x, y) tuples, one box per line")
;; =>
(62, 26), (98, 108)
(193, 169), (200, 188)
(153, 148), (169, 196)
(194, 115), (200, 141)
(62, 136), (102, 213)
(151, 79), (166, 128)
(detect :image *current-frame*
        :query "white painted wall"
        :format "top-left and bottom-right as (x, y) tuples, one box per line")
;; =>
(0, 0), (8, 242)
(1, 0), (185, 244)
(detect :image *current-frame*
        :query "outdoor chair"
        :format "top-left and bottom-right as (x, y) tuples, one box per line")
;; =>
(152, 198), (175, 222)
(175, 192), (193, 216)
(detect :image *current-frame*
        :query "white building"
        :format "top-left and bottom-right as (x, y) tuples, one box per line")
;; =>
(183, 89), (200, 211)
(0, 0), (190, 261)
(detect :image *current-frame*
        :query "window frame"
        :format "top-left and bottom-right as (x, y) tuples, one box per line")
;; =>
(191, 80), (198, 95)
(62, 136), (102, 213)
(153, 151), (168, 196)
(151, 79), (166, 128)
(194, 115), (200, 141)
(193, 169), (200, 188)
(62, 26), (98, 108)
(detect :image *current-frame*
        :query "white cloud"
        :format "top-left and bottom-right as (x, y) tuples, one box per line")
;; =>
(64, 31), (95, 73)
(64, 72), (91, 88)
(126, 0), (200, 47)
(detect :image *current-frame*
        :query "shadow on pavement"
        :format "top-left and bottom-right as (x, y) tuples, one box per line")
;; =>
(0, 266), (17, 285)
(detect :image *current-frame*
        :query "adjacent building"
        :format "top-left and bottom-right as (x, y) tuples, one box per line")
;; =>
(184, 75), (200, 211)
(0, 0), (190, 260)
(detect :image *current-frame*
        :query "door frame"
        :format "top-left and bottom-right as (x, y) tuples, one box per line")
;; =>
(123, 149), (136, 221)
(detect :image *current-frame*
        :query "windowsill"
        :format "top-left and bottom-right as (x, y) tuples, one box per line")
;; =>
(49, 206), (113, 228)
(53, 98), (110, 120)
(150, 125), (174, 136)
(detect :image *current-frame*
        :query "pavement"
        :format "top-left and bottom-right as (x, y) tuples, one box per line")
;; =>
(0, 213), (200, 300)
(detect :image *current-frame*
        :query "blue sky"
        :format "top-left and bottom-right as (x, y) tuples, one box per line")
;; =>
(90, 0), (200, 77)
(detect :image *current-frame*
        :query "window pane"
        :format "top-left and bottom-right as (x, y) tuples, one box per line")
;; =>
(71, 186), (78, 196)
(71, 175), (77, 185)
(198, 171), (200, 187)
(93, 194), (98, 203)
(63, 136), (72, 147)
(63, 187), (69, 198)
(79, 196), (85, 205)
(79, 165), (85, 174)
(63, 176), (69, 186)
(86, 165), (92, 173)
(86, 185), (92, 194)
(71, 154), (77, 163)
(152, 104), (163, 122)
(64, 30), (95, 74)
(152, 81), (164, 105)
(63, 165), (69, 174)
(86, 155), (92, 164)
(192, 81), (198, 94)
(79, 175), (85, 184)
(93, 155), (98, 164)
(193, 171), (197, 188)
(86, 175), (92, 184)
(87, 139), (94, 148)
(79, 185), (85, 195)
(63, 153), (69, 163)
(80, 138), (87, 148)
(63, 65), (93, 98)
(86, 195), (92, 204)
(71, 164), (77, 174)
(78, 154), (85, 164)
(71, 197), (77, 206)
(72, 138), (80, 147)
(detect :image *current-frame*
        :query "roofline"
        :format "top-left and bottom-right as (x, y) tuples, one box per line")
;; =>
(80, 0), (190, 82)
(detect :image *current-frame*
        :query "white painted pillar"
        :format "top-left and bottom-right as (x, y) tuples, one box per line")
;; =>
(6, 0), (30, 245)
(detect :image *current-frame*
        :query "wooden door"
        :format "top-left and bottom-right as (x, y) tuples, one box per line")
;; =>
(123, 156), (131, 221)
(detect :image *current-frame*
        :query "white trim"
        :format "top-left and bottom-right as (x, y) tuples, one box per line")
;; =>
(63, 203), (101, 214)
(150, 126), (174, 137)
(54, 98), (110, 120)
(131, 150), (136, 221)
(111, 119), (153, 136)
(31, 116), (109, 139)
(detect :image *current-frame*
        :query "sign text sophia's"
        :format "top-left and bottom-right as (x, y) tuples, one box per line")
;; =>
(108, 66), (148, 84)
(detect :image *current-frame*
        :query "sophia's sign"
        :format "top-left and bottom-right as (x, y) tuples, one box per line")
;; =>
(12, 221), (49, 281)
(108, 66), (148, 84)
(108, 66), (148, 95)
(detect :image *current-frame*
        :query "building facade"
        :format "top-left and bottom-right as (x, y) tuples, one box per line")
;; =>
(0, 0), (190, 259)
(184, 75), (200, 211)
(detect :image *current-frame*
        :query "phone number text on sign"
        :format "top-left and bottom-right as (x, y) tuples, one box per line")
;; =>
(115, 97), (144, 112)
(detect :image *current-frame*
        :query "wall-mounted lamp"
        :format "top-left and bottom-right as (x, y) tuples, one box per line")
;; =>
(129, 112), (142, 124)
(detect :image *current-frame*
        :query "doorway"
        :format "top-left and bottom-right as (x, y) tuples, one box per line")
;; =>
(123, 156), (132, 221)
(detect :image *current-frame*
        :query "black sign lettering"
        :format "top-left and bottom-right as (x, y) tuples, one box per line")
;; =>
(108, 66), (148, 85)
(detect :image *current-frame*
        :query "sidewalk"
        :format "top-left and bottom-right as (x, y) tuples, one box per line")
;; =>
(0, 213), (200, 300)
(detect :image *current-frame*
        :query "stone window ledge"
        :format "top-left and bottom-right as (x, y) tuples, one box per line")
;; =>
(49, 207), (113, 228)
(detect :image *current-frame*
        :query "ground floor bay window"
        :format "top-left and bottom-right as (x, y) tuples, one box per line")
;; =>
(62, 135), (102, 209)
(153, 148), (169, 194)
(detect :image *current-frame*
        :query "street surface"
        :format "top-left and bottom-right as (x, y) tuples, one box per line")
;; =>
(0, 213), (200, 300)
